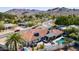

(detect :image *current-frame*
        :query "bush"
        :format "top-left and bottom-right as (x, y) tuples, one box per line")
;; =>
(39, 44), (44, 49)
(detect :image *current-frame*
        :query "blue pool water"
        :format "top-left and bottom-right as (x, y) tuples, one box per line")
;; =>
(56, 38), (64, 44)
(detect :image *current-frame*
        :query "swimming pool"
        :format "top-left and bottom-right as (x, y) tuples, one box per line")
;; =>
(56, 38), (64, 44)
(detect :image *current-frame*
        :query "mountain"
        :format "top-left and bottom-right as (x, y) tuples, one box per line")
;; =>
(5, 9), (41, 16)
(47, 7), (79, 16)
(5, 7), (79, 16)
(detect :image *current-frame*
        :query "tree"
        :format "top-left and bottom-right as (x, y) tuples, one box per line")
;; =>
(0, 21), (5, 32)
(64, 37), (73, 45)
(6, 33), (26, 51)
(27, 21), (34, 27)
(69, 33), (77, 39)
(55, 15), (79, 25)
(76, 34), (79, 42)
(64, 27), (79, 34)
(39, 43), (44, 49)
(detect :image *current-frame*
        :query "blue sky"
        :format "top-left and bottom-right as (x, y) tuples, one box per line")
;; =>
(0, 0), (79, 12)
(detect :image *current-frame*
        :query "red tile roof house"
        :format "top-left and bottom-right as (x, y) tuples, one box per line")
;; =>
(21, 28), (64, 42)
(21, 28), (48, 42)
(20, 28), (64, 51)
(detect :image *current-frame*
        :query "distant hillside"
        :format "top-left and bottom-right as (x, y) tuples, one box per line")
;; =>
(5, 9), (41, 16)
(5, 7), (79, 16)
(47, 7), (79, 16)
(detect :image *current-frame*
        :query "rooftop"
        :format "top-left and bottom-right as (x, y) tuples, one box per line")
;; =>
(21, 28), (48, 41)
(50, 29), (64, 37)
(21, 27), (64, 42)
(46, 33), (55, 37)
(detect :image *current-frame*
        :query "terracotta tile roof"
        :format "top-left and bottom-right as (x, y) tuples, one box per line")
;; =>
(50, 29), (64, 37)
(21, 28), (48, 41)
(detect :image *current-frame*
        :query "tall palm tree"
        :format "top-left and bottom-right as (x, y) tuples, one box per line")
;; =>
(6, 33), (26, 51)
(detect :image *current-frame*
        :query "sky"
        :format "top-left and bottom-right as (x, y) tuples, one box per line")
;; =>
(0, 0), (79, 12)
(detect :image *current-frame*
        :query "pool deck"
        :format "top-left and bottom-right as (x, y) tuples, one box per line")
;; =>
(53, 36), (64, 44)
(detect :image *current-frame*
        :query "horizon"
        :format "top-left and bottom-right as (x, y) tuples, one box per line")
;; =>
(0, 7), (79, 12)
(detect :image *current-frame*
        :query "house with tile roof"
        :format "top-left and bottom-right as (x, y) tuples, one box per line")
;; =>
(21, 28), (48, 42)
(21, 26), (64, 43)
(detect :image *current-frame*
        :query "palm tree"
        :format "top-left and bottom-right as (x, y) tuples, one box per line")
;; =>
(6, 33), (26, 51)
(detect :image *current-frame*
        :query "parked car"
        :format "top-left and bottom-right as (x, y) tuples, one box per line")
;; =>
(14, 29), (20, 32)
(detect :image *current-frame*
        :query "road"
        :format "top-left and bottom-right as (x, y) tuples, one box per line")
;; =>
(0, 27), (32, 39)
(0, 32), (14, 39)
(0, 23), (41, 39)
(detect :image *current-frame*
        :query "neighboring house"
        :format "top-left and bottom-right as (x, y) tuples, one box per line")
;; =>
(56, 25), (67, 30)
(14, 26), (26, 31)
(57, 25), (79, 30)
(68, 25), (79, 29)
(18, 22), (28, 28)
(4, 24), (16, 29)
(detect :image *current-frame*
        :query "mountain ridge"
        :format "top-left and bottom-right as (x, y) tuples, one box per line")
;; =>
(5, 7), (79, 16)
